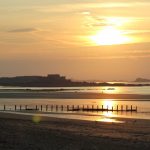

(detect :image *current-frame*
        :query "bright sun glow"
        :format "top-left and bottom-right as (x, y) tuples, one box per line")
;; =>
(90, 26), (131, 45)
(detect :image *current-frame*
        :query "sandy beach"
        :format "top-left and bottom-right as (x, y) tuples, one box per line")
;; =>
(0, 112), (150, 150)
(0, 92), (150, 99)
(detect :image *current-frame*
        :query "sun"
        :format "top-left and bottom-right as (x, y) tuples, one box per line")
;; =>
(90, 26), (131, 46)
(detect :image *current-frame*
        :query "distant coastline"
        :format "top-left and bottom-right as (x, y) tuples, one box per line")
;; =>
(0, 74), (150, 87)
(134, 78), (150, 82)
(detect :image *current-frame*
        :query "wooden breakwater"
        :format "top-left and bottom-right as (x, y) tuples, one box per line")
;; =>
(1, 104), (137, 112)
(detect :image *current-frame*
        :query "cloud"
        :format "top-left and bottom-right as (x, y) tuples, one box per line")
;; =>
(34, 1), (150, 14)
(63, 55), (150, 61)
(8, 28), (37, 33)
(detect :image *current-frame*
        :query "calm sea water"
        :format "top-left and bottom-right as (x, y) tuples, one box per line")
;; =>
(0, 85), (150, 122)
(0, 85), (150, 95)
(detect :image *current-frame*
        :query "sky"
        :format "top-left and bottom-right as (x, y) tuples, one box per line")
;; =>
(0, 0), (150, 81)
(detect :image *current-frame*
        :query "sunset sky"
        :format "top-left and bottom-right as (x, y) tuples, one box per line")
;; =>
(0, 0), (150, 81)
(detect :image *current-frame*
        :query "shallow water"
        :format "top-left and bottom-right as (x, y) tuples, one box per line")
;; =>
(0, 98), (150, 122)
(0, 86), (149, 122)
(0, 85), (150, 95)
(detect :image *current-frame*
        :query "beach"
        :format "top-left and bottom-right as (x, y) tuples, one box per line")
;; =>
(0, 112), (150, 150)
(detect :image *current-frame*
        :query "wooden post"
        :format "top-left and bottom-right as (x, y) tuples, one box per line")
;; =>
(121, 105), (123, 111)
(126, 105), (128, 111)
(67, 105), (69, 111)
(51, 105), (53, 111)
(77, 105), (79, 110)
(20, 105), (22, 111)
(87, 105), (89, 109)
(131, 105), (132, 111)
(112, 106), (113, 112)
(41, 105), (43, 111)
(102, 105), (103, 111)
(56, 105), (58, 111)
(15, 105), (17, 111)
(46, 105), (48, 111)
(92, 105), (94, 110)
(4, 105), (6, 111)
(117, 105), (118, 111)
(136, 106), (137, 112)
(97, 105), (99, 110)
(83, 105), (84, 110)
(61, 105), (63, 111)
(72, 105), (74, 110)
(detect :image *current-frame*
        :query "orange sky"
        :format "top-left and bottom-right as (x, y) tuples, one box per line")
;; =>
(0, 0), (150, 81)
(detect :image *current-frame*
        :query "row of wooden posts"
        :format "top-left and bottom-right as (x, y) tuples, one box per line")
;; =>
(2, 104), (137, 112)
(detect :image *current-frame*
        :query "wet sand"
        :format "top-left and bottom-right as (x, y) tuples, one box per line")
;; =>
(0, 92), (150, 99)
(0, 112), (150, 150)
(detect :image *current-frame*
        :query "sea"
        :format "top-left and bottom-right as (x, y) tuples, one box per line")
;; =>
(0, 83), (150, 123)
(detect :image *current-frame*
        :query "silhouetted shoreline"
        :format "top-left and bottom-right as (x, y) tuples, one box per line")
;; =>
(0, 74), (150, 87)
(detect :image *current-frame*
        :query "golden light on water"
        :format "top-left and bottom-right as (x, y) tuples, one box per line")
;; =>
(97, 117), (124, 123)
(97, 99), (116, 110)
(96, 100), (124, 123)
(102, 100), (115, 109)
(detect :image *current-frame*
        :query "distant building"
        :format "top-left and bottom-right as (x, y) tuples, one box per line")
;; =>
(47, 74), (66, 80)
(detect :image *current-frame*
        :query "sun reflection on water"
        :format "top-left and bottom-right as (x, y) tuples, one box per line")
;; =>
(96, 99), (125, 123)
(100, 99), (116, 109)
(96, 117), (124, 123)
(102, 111), (114, 117)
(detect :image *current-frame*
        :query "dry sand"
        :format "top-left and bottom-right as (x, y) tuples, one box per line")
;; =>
(0, 92), (150, 99)
(0, 112), (150, 150)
